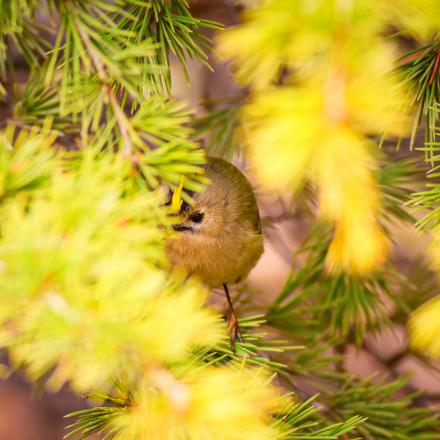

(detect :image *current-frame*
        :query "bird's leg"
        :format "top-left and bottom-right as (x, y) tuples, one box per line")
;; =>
(223, 283), (243, 351)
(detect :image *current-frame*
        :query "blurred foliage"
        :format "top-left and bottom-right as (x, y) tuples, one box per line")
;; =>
(328, 376), (440, 439)
(193, 97), (242, 160)
(0, 128), (221, 391)
(1, 125), (350, 440)
(267, 158), (417, 345)
(410, 295), (440, 357)
(216, 0), (440, 366)
(0, 1), (366, 439)
(218, 0), (410, 275)
(0, 1), (439, 440)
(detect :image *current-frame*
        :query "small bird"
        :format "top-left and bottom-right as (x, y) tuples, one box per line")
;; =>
(166, 156), (264, 347)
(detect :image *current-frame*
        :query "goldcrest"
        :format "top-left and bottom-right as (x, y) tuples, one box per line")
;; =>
(166, 156), (264, 289)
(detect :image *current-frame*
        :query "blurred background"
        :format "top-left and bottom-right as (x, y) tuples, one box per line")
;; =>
(0, 0), (439, 438)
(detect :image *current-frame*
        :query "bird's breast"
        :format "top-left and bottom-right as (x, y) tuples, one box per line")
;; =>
(166, 231), (263, 288)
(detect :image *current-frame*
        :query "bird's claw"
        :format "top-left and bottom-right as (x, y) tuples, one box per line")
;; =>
(227, 312), (243, 352)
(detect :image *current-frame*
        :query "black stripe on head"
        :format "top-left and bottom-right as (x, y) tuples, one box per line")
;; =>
(179, 188), (198, 213)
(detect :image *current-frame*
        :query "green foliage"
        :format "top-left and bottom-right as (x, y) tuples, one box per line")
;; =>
(0, 123), (57, 198)
(0, 0), (48, 78)
(193, 97), (242, 160)
(268, 235), (400, 345)
(328, 377), (440, 440)
(268, 158), (417, 344)
(118, 0), (221, 91)
(398, 41), (440, 161)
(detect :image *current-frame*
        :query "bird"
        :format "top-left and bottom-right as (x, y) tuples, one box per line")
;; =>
(166, 156), (264, 348)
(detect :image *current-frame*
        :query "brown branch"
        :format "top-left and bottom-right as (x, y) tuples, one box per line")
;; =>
(429, 50), (440, 85)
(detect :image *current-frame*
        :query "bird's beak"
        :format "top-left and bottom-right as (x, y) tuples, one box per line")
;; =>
(172, 224), (193, 232)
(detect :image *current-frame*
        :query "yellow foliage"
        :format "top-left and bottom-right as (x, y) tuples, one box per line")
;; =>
(409, 230), (440, 358)
(0, 145), (223, 392)
(409, 295), (440, 358)
(220, 0), (411, 274)
(382, 0), (440, 41)
(0, 128), (299, 440)
(218, 1), (396, 90)
(218, 0), (315, 90)
(0, 122), (58, 198)
(315, 128), (389, 274)
(243, 87), (389, 274)
(110, 365), (283, 440)
(244, 88), (321, 190)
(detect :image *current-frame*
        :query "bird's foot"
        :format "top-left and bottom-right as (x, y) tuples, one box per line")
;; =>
(227, 312), (243, 352)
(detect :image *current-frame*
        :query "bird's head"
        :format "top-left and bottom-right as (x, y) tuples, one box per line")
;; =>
(169, 184), (228, 239)
(166, 157), (259, 246)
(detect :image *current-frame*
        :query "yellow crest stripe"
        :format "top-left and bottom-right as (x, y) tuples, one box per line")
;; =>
(170, 178), (185, 213)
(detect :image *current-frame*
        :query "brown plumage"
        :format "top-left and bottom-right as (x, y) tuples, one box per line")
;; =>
(166, 156), (264, 346)
(166, 156), (263, 287)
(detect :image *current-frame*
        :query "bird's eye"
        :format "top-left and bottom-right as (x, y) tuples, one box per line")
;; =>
(189, 212), (204, 223)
